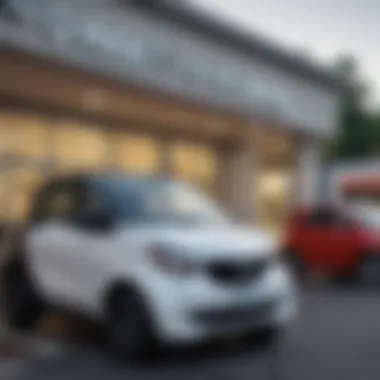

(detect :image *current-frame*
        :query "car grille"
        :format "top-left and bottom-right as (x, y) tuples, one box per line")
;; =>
(208, 259), (267, 285)
(194, 300), (274, 326)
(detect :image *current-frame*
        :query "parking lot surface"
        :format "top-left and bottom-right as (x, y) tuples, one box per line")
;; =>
(1, 285), (380, 380)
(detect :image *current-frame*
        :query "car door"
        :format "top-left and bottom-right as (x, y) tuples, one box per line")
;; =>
(308, 209), (345, 271)
(293, 210), (328, 271)
(26, 180), (81, 308)
(55, 180), (117, 315)
(321, 211), (359, 273)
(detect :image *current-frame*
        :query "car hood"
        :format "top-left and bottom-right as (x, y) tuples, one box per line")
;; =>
(118, 224), (276, 261)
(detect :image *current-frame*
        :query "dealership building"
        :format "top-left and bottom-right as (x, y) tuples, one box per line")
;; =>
(326, 160), (380, 206)
(0, 0), (343, 236)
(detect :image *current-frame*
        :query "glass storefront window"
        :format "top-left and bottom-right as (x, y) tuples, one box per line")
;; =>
(0, 112), (223, 224)
(7, 169), (44, 222)
(112, 132), (159, 174)
(171, 142), (217, 197)
(15, 117), (51, 158)
(55, 121), (109, 173)
(0, 114), (22, 155)
(0, 173), (13, 222)
(255, 170), (292, 240)
(0, 112), (54, 223)
(0, 113), (52, 158)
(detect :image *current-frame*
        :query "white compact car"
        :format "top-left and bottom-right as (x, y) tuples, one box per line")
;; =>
(1, 173), (298, 360)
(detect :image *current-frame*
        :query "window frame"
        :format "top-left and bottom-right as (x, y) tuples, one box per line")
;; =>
(305, 208), (349, 229)
(29, 178), (83, 225)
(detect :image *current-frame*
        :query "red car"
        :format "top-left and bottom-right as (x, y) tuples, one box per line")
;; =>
(283, 203), (380, 283)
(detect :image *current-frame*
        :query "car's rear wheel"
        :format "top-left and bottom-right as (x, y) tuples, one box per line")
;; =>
(1, 260), (44, 330)
(357, 254), (380, 287)
(106, 288), (158, 363)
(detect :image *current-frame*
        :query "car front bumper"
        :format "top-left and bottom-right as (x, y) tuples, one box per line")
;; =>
(144, 264), (298, 344)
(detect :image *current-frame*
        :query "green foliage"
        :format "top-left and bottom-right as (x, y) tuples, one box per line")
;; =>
(329, 55), (380, 161)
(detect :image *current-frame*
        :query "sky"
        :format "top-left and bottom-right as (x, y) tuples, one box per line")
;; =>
(189, 0), (380, 104)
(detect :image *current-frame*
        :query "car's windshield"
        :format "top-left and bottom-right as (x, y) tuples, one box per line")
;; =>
(351, 204), (380, 229)
(96, 176), (229, 226)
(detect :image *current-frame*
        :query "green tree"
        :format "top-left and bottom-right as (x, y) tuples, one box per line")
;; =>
(370, 110), (380, 156)
(328, 55), (380, 160)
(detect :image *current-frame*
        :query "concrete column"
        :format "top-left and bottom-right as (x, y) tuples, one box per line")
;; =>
(292, 137), (322, 207)
(218, 129), (260, 223)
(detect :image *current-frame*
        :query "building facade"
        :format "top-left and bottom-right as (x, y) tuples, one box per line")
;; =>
(0, 0), (343, 237)
(326, 160), (380, 206)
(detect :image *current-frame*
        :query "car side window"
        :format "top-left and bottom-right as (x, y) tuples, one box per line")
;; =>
(306, 209), (351, 229)
(30, 182), (79, 224)
(306, 210), (339, 228)
(72, 183), (114, 231)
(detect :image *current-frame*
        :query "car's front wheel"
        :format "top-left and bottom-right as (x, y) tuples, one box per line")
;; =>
(106, 288), (158, 363)
(1, 260), (44, 330)
(245, 327), (282, 350)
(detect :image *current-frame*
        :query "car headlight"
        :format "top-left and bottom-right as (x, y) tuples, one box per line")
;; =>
(148, 244), (198, 276)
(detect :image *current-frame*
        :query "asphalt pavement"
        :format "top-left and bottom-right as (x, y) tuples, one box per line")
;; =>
(2, 285), (380, 380)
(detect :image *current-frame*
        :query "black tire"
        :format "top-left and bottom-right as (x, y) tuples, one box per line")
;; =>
(356, 254), (380, 287)
(1, 260), (44, 330)
(106, 288), (158, 363)
(246, 327), (282, 350)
